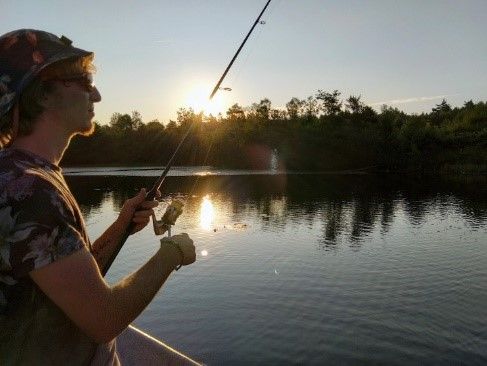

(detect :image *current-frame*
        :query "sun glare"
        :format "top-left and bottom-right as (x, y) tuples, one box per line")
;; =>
(200, 195), (215, 230)
(184, 83), (226, 116)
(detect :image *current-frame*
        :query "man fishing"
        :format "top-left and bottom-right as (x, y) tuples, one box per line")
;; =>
(0, 29), (196, 365)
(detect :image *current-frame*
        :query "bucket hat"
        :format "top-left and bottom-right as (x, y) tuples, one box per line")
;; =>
(0, 29), (92, 118)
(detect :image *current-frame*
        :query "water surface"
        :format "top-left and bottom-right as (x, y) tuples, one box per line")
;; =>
(64, 169), (487, 365)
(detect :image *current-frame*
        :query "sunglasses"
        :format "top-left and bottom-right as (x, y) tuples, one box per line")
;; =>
(49, 73), (96, 92)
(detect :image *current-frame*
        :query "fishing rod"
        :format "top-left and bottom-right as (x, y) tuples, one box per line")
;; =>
(102, 0), (273, 276)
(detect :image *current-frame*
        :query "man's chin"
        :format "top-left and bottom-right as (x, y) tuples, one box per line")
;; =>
(77, 122), (96, 137)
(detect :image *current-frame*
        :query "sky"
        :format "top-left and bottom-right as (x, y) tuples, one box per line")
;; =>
(1, 0), (486, 125)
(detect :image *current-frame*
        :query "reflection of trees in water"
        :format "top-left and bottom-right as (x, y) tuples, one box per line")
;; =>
(258, 196), (288, 230)
(458, 199), (487, 229)
(319, 198), (397, 250)
(320, 201), (345, 250)
(66, 174), (487, 249)
(349, 197), (380, 247)
(402, 199), (431, 226)
(318, 197), (399, 250)
(64, 176), (107, 218)
(380, 199), (395, 233)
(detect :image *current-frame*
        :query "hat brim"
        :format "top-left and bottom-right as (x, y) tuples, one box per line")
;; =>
(17, 47), (93, 93)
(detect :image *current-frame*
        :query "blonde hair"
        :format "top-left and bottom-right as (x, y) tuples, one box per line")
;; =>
(0, 55), (95, 147)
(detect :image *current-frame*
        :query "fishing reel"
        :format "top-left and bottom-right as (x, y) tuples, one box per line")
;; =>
(152, 199), (184, 237)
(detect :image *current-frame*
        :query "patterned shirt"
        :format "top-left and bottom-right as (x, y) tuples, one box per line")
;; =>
(0, 148), (115, 365)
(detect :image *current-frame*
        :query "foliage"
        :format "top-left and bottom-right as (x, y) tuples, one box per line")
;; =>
(316, 89), (342, 116)
(62, 93), (487, 174)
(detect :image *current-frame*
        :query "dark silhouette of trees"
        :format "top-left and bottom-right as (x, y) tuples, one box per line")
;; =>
(62, 94), (487, 174)
(303, 96), (319, 120)
(109, 111), (143, 132)
(286, 97), (304, 119)
(316, 89), (342, 116)
(432, 99), (452, 113)
(226, 103), (245, 120)
(251, 98), (272, 120)
(345, 95), (365, 114)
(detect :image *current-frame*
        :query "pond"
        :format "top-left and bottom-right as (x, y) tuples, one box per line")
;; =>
(64, 168), (487, 365)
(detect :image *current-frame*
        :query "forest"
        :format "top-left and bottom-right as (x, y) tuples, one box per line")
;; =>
(62, 91), (487, 174)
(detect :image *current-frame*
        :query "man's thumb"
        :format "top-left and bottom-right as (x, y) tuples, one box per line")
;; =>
(138, 188), (147, 200)
(129, 188), (146, 207)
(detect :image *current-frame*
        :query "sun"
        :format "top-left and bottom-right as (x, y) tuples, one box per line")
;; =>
(184, 83), (227, 116)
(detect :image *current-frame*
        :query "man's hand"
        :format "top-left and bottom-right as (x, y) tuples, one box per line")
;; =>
(161, 233), (196, 267)
(117, 188), (159, 234)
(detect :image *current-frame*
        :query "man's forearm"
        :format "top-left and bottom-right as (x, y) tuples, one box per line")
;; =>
(94, 244), (182, 343)
(30, 242), (187, 345)
(91, 220), (127, 270)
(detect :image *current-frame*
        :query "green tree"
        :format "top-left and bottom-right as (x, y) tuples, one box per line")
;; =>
(176, 107), (198, 128)
(432, 99), (451, 113)
(226, 103), (245, 119)
(131, 110), (143, 130)
(285, 97), (304, 119)
(166, 120), (177, 129)
(144, 119), (164, 131)
(316, 89), (342, 115)
(109, 110), (143, 132)
(251, 98), (272, 120)
(270, 109), (286, 120)
(110, 113), (134, 132)
(345, 95), (364, 114)
(303, 96), (319, 119)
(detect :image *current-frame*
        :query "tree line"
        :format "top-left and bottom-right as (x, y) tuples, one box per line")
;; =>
(62, 91), (487, 174)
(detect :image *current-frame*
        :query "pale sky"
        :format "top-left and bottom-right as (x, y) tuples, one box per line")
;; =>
(1, 0), (486, 125)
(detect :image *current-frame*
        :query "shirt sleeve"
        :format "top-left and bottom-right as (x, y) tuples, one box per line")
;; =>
(5, 175), (86, 279)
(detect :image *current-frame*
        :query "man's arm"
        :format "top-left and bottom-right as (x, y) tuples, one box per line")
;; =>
(91, 188), (158, 270)
(30, 233), (195, 344)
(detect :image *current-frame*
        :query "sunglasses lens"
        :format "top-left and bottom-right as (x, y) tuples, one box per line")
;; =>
(58, 74), (95, 92)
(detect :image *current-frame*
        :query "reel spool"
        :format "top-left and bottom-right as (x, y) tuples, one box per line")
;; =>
(152, 199), (184, 237)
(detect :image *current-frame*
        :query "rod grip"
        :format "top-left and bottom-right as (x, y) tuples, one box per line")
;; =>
(102, 193), (156, 276)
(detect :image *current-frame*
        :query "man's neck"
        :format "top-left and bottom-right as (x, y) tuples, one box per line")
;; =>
(11, 120), (71, 165)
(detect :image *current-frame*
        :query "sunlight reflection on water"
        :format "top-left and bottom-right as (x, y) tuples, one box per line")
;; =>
(200, 195), (215, 231)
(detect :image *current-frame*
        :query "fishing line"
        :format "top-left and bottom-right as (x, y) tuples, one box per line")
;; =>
(228, 0), (281, 104)
(227, 24), (263, 91)
(228, 2), (276, 92)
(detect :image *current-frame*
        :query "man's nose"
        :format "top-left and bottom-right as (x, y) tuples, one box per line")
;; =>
(90, 86), (102, 102)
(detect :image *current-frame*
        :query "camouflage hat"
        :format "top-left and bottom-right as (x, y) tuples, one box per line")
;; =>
(0, 29), (93, 118)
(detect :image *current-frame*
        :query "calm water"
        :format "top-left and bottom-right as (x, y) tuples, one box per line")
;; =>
(64, 169), (487, 365)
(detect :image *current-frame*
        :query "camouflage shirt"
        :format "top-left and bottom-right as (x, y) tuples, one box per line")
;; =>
(0, 148), (115, 365)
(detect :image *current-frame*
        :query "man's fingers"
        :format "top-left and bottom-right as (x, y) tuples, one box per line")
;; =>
(139, 200), (158, 209)
(127, 188), (147, 208)
(132, 216), (150, 224)
(130, 189), (158, 211)
(136, 188), (146, 199)
(133, 209), (154, 218)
